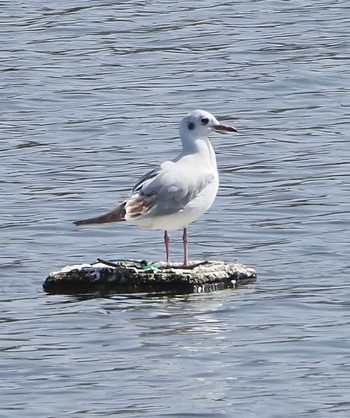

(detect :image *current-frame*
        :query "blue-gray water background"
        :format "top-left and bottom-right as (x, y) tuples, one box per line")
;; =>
(1, 1), (350, 417)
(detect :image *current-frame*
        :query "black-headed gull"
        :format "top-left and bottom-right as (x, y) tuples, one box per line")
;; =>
(74, 109), (236, 266)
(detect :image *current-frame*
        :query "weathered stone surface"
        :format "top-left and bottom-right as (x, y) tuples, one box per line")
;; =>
(43, 259), (257, 295)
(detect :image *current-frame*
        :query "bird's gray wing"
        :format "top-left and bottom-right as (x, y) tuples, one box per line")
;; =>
(127, 161), (214, 219)
(132, 168), (159, 193)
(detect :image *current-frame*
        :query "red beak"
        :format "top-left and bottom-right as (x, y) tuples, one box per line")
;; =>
(214, 123), (237, 133)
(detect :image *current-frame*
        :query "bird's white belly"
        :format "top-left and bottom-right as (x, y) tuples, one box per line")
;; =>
(129, 179), (218, 231)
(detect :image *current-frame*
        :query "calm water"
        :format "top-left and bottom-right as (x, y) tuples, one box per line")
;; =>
(1, 0), (350, 416)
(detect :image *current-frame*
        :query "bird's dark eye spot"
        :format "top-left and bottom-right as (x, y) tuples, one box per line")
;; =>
(188, 122), (195, 130)
(201, 117), (209, 125)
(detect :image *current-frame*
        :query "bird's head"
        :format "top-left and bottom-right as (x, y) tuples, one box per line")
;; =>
(179, 109), (237, 142)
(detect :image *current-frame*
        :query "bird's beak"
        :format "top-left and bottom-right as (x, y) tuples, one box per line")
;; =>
(213, 123), (237, 133)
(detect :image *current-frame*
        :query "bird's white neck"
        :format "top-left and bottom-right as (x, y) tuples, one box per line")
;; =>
(179, 136), (217, 169)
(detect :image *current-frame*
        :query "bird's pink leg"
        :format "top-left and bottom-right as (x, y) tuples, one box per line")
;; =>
(183, 227), (188, 266)
(164, 230), (170, 265)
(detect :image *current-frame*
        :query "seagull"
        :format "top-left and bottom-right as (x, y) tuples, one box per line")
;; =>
(74, 109), (237, 266)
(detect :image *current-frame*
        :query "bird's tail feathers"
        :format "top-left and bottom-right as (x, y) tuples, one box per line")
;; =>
(73, 202), (126, 225)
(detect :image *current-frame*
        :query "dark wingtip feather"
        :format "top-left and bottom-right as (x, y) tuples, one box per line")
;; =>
(73, 202), (127, 226)
(73, 219), (88, 226)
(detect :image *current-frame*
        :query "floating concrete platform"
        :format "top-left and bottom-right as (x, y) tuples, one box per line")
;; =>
(43, 259), (257, 295)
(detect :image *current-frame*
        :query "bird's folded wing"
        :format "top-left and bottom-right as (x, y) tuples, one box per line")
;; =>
(127, 164), (215, 219)
(132, 168), (159, 193)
